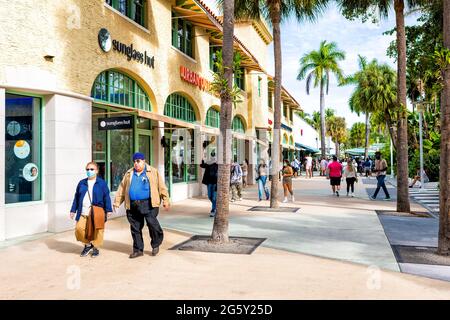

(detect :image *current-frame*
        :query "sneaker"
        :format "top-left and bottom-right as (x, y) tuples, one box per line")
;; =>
(336, 191), (339, 197)
(80, 244), (93, 257)
(282, 197), (288, 203)
(152, 247), (159, 256)
(230, 199), (235, 202)
(91, 247), (99, 258)
(291, 196), (295, 202)
(346, 192), (349, 197)
(351, 193), (355, 198)
(210, 212), (215, 217)
(370, 196), (376, 200)
(258, 198), (262, 202)
(239, 198), (243, 201)
(383, 197), (391, 201)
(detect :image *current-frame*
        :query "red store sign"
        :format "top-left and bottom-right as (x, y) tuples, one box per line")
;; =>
(180, 66), (211, 92)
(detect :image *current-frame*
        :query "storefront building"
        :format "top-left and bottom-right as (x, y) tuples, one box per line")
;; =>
(1, 0), (298, 240)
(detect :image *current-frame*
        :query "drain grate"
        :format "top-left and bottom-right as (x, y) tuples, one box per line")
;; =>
(248, 206), (300, 213)
(169, 235), (266, 254)
(392, 245), (450, 266)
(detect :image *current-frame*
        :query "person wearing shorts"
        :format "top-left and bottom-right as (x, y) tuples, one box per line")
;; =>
(327, 155), (343, 197)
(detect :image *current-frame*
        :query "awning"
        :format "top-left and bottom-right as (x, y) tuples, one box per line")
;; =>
(345, 148), (376, 156)
(295, 143), (319, 153)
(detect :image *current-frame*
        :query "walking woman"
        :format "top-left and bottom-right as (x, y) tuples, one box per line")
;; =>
(343, 158), (358, 197)
(70, 161), (112, 257)
(282, 159), (295, 203)
(256, 159), (270, 201)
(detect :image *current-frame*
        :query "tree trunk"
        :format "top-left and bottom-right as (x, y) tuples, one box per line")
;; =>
(385, 114), (397, 150)
(438, 0), (450, 255)
(335, 142), (340, 158)
(210, 0), (234, 243)
(364, 112), (370, 159)
(394, 0), (411, 213)
(320, 78), (326, 157)
(270, 7), (282, 209)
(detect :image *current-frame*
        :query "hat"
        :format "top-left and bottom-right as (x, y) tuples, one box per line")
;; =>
(133, 152), (145, 161)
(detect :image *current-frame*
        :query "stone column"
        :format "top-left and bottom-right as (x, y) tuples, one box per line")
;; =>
(46, 94), (91, 233)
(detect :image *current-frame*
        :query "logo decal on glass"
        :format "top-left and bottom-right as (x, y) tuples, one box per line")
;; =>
(7, 121), (21, 137)
(98, 28), (112, 52)
(14, 140), (30, 159)
(23, 163), (39, 182)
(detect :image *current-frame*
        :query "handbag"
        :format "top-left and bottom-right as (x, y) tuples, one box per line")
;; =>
(87, 189), (105, 230)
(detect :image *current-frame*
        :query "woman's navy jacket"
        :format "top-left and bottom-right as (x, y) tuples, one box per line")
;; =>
(70, 177), (112, 221)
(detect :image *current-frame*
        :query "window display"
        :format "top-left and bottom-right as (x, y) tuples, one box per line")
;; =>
(5, 94), (41, 204)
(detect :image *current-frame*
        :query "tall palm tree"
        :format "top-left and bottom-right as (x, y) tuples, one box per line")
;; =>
(210, 0), (235, 244)
(337, 0), (432, 213)
(326, 116), (347, 157)
(232, 0), (328, 208)
(349, 122), (366, 148)
(438, 0), (450, 255)
(297, 40), (346, 159)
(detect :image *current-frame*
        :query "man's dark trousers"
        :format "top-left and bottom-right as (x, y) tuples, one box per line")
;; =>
(373, 175), (390, 198)
(127, 199), (163, 253)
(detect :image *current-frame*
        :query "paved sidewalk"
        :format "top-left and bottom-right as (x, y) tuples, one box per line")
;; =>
(2, 214), (450, 299)
(160, 176), (424, 272)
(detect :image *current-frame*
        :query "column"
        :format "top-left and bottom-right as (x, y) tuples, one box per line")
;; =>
(46, 94), (91, 232)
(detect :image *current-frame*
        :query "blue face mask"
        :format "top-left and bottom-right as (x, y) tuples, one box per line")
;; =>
(86, 170), (96, 178)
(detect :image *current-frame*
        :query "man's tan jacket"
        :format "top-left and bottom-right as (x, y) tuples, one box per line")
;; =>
(113, 164), (169, 210)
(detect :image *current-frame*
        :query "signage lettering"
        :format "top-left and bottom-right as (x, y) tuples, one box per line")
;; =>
(180, 66), (211, 92)
(98, 116), (134, 130)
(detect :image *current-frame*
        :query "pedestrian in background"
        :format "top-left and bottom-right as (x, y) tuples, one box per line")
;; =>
(241, 159), (249, 188)
(370, 151), (391, 201)
(327, 156), (343, 197)
(70, 161), (112, 258)
(305, 155), (313, 178)
(113, 152), (170, 259)
(256, 159), (270, 201)
(200, 151), (218, 217)
(343, 158), (358, 197)
(230, 160), (243, 202)
(282, 159), (295, 203)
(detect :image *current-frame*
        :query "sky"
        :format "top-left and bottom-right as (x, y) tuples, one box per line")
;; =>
(201, 1), (422, 128)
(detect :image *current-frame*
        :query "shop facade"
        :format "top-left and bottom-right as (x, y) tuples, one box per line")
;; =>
(0, 0), (279, 240)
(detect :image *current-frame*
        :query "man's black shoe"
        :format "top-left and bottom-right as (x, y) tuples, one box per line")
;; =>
(91, 248), (99, 258)
(80, 244), (93, 257)
(129, 251), (143, 259)
(152, 247), (159, 256)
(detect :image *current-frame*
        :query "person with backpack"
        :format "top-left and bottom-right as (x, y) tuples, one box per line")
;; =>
(200, 151), (218, 217)
(230, 160), (243, 202)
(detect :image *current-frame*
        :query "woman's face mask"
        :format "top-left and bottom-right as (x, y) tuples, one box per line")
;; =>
(86, 167), (97, 178)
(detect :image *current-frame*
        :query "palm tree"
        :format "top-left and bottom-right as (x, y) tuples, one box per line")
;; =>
(297, 40), (346, 159)
(438, 0), (450, 255)
(349, 122), (366, 148)
(326, 116), (347, 157)
(232, 0), (328, 208)
(210, 0), (235, 244)
(337, 0), (432, 214)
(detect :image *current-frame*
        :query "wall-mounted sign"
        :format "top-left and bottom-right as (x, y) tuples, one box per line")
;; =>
(180, 66), (211, 92)
(98, 116), (133, 130)
(98, 28), (155, 68)
(14, 140), (30, 159)
(23, 163), (39, 182)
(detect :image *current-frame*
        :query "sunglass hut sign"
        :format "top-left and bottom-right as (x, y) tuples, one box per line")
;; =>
(98, 28), (155, 68)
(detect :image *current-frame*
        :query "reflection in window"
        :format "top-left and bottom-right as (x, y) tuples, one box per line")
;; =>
(92, 107), (107, 180)
(5, 94), (41, 204)
(165, 127), (197, 184)
(110, 128), (133, 191)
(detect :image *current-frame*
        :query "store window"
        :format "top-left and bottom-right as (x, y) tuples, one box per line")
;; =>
(172, 11), (194, 58)
(5, 94), (41, 204)
(234, 67), (245, 91)
(164, 93), (196, 123)
(92, 70), (151, 112)
(232, 116), (245, 134)
(105, 0), (146, 27)
(166, 127), (197, 184)
(268, 90), (273, 110)
(205, 107), (220, 128)
(110, 127), (133, 191)
(209, 44), (221, 72)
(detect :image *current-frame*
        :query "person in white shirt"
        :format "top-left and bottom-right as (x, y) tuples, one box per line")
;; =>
(343, 159), (358, 197)
(305, 155), (313, 178)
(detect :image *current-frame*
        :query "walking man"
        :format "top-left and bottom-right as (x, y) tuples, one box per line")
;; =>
(370, 151), (391, 201)
(114, 152), (170, 258)
(200, 151), (218, 217)
(230, 160), (243, 202)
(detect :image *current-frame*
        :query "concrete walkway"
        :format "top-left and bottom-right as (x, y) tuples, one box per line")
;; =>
(160, 176), (414, 272)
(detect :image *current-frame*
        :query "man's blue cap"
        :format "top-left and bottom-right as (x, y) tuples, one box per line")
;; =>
(133, 152), (145, 161)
